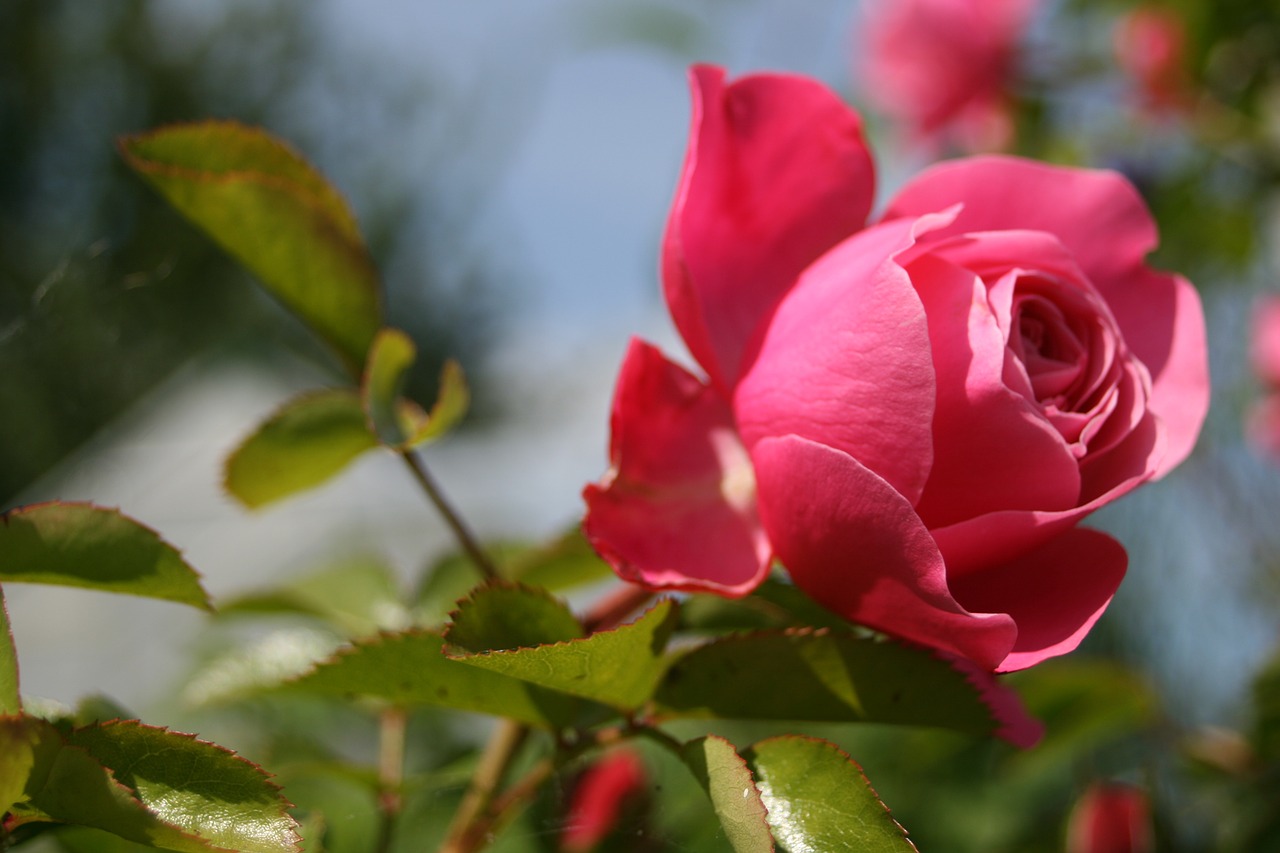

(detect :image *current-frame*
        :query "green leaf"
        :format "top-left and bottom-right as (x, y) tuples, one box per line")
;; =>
(680, 736), (772, 853)
(500, 527), (614, 591)
(443, 582), (583, 652)
(10, 717), (301, 853)
(0, 714), (37, 812)
(218, 556), (411, 637)
(0, 503), (211, 610)
(223, 390), (380, 509)
(361, 329), (469, 448)
(1, 587), (20, 714)
(182, 628), (346, 708)
(283, 630), (578, 728)
(654, 631), (1042, 747)
(447, 600), (679, 711)
(118, 121), (382, 375)
(743, 736), (917, 852)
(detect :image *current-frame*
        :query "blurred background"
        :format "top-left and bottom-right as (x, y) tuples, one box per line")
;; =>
(4, 0), (1280, 849)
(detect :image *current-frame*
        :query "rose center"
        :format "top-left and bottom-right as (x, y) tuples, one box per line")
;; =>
(1013, 294), (1086, 405)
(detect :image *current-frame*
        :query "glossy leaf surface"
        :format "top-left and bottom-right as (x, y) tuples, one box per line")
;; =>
(681, 736), (772, 853)
(744, 736), (917, 852)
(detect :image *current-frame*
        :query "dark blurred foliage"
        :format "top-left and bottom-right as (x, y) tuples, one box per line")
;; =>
(0, 0), (507, 503)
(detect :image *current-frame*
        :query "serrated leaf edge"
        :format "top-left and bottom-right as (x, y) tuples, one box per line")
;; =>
(441, 579), (585, 654)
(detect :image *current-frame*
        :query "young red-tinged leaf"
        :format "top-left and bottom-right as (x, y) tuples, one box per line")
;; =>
(282, 629), (578, 728)
(1, 587), (20, 714)
(680, 736), (773, 853)
(443, 581), (584, 652)
(654, 630), (1042, 747)
(9, 717), (301, 853)
(410, 358), (469, 446)
(118, 122), (382, 376)
(446, 600), (678, 711)
(743, 736), (917, 853)
(0, 503), (211, 611)
(223, 390), (380, 509)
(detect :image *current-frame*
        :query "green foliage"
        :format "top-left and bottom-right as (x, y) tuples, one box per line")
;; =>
(363, 329), (469, 448)
(6, 717), (300, 853)
(447, 599), (679, 711)
(282, 630), (580, 728)
(743, 736), (917, 853)
(223, 390), (380, 509)
(0, 589), (18, 715)
(0, 503), (211, 610)
(444, 582), (584, 651)
(681, 736), (772, 853)
(117, 122), (383, 376)
(655, 630), (1040, 745)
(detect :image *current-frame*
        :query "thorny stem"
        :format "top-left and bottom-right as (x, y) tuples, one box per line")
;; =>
(399, 449), (499, 581)
(440, 719), (530, 853)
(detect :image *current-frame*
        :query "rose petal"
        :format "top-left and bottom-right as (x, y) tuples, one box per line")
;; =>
(907, 252), (1082, 528)
(882, 156), (1159, 288)
(733, 216), (940, 505)
(663, 65), (875, 390)
(752, 435), (1017, 670)
(947, 527), (1128, 671)
(583, 339), (770, 595)
(1252, 294), (1280, 387)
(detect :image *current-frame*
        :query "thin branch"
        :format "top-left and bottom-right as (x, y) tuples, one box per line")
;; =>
(582, 583), (655, 633)
(373, 706), (407, 853)
(440, 719), (529, 853)
(399, 449), (499, 580)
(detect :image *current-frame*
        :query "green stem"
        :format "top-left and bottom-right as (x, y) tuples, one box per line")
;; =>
(399, 449), (499, 581)
(440, 719), (529, 853)
(373, 706), (407, 853)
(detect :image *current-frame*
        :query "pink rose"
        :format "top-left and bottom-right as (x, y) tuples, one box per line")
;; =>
(857, 0), (1034, 151)
(1113, 6), (1193, 116)
(1248, 295), (1280, 458)
(559, 749), (648, 853)
(583, 66), (1209, 672)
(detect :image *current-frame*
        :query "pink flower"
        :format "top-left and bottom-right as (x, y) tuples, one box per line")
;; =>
(858, 0), (1034, 151)
(1114, 6), (1193, 116)
(1065, 782), (1153, 853)
(559, 749), (648, 853)
(583, 66), (1209, 672)
(1248, 295), (1280, 458)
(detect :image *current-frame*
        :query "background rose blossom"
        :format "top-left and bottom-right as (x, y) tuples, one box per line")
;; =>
(1248, 294), (1280, 459)
(584, 66), (1209, 673)
(1114, 5), (1194, 116)
(857, 0), (1035, 151)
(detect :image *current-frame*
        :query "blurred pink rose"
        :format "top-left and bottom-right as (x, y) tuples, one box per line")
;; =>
(1114, 6), (1193, 116)
(1065, 782), (1153, 853)
(559, 749), (648, 853)
(583, 66), (1209, 672)
(858, 0), (1034, 151)
(1249, 295), (1280, 457)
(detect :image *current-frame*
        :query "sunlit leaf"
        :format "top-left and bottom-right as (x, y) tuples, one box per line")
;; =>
(118, 121), (382, 375)
(447, 600), (678, 711)
(743, 736), (917, 852)
(223, 390), (379, 509)
(501, 527), (614, 591)
(654, 630), (1042, 747)
(1, 587), (20, 714)
(9, 717), (301, 853)
(183, 628), (346, 708)
(283, 630), (578, 728)
(680, 736), (772, 853)
(0, 714), (37, 812)
(0, 503), (211, 610)
(218, 556), (411, 637)
(361, 329), (469, 449)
